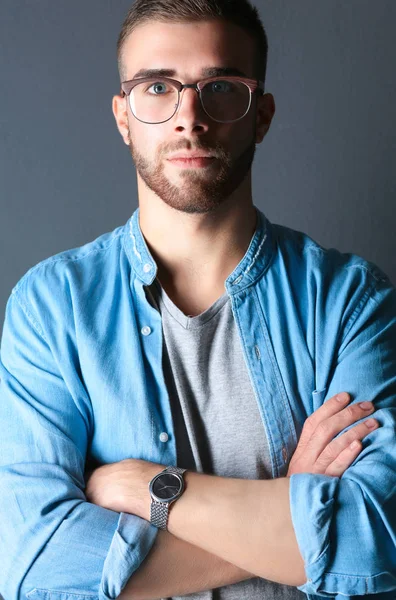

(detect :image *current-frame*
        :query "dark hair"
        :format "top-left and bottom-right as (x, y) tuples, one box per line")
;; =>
(117, 0), (268, 84)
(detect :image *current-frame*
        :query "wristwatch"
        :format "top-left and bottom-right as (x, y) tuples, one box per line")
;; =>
(149, 466), (187, 530)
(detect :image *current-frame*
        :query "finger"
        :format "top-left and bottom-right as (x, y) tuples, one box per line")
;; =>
(320, 401), (376, 442)
(324, 439), (363, 477)
(299, 392), (352, 445)
(315, 418), (379, 470)
(307, 401), (376, 461)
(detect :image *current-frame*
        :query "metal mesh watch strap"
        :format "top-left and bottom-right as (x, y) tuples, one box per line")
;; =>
(165, 466), (187, 476)
(150, 499), (170, 530)
(150, 466), (187, 530)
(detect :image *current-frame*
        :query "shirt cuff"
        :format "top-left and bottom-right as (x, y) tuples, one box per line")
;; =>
(100, 512), (158, 600)
(289, 473), (339, 595)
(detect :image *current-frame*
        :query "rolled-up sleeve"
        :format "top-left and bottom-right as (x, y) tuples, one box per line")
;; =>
(0, 290), (158, 600)
(290, 275), (396, 596)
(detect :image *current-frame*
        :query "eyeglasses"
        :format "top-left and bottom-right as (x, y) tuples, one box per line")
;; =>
(120, 76), (265, 124)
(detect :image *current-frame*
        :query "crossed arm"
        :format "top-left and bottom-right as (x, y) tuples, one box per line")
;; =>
(85, 393), (379, 600)
(1, 274), (394, 599)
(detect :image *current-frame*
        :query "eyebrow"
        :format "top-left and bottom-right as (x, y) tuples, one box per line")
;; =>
(131, 66), (248, 80)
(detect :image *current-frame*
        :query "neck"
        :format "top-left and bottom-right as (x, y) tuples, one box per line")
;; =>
(138, 182), (257, 293)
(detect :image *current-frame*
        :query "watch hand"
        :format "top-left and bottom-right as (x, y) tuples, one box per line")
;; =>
(158, 485), (179, 492)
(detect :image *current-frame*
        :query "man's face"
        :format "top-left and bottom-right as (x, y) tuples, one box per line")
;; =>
(114, 19), (274, 214)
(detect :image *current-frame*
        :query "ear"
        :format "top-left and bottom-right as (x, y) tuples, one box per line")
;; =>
(255, 93), (275, 144)
(112, 94), (130, 146)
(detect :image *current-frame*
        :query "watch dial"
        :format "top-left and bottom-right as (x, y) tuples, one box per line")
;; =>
(152, 473), (182, 500)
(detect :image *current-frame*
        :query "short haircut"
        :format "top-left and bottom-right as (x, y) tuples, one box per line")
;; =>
(117, 0), (268, 84)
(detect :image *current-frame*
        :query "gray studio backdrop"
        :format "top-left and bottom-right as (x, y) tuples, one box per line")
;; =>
(0, 1), (395, 336)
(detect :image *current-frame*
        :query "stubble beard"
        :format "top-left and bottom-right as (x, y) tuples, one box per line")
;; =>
(127, 130), (256, 214)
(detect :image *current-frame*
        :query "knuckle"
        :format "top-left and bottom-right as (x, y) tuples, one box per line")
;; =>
(341, 428), (362, 443)
(350, 424), (368, 437)
(331, 455), (346, 469)
(303, 413), (315, 428)
(319, 444), (338, 463)
(314, 421), (329, 438)
(331, 452), (352, 472)
(343, 405), (356, 419)
(326, 463), (344, 477)
(336, 425), (366, 448)
(302, 418), (315, 437)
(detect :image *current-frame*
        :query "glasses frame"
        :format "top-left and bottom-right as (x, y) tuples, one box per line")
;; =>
(120, 75), (265, 124)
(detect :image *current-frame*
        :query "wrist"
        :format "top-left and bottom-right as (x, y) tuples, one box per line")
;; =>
(86, 458), (167, 517)
(126, 461), (164, 520)
(148, 466), (188, 530)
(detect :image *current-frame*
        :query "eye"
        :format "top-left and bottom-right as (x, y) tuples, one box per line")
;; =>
(146, 81), (170, 95)
(209, 80), (233, 93)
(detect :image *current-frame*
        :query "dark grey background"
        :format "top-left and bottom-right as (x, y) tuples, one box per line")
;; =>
(1, 1), (395, 335)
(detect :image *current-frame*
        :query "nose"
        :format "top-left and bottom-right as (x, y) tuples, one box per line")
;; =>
(172, 86), (210, 134)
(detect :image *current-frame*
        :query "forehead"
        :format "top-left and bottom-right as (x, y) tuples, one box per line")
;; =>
(121, 19), (256, 80)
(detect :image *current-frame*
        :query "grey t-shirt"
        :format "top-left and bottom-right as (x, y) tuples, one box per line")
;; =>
(146, 279), (305, 600)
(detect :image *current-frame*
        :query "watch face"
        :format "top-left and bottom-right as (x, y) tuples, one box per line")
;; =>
(152, 473), (182, 501)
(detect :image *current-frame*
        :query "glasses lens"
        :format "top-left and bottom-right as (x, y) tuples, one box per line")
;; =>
(201, 79), (251, 122)
(130, 79), (179, 123)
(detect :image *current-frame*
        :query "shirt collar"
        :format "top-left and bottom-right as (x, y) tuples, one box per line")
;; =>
(122, 206), (275, 291)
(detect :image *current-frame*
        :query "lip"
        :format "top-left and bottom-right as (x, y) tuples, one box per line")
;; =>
(167, 157), (217, 168)
(167, 151), (215, 160)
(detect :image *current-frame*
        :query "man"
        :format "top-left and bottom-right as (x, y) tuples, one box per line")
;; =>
(0, 1), (395, 599)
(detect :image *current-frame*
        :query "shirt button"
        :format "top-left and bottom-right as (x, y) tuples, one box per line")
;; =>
(141, 326), (152, 336)
(143, 263), (152, 273)
(159, 432), (169, 442)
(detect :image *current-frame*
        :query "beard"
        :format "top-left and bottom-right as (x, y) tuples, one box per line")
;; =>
(127, 130), (256, 214)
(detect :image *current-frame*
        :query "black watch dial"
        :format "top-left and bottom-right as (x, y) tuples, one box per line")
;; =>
(152, 473), (182, 501)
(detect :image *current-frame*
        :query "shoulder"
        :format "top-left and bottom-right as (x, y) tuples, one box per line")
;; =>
(268, 220), (395, 340)
(271, 221), (392, 292)
(15, 224), (125, 289)
(10, 222), (129, 324)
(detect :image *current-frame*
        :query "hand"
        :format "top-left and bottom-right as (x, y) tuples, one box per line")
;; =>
(287, 392), (379, 477)
(85, 458), (164, 518)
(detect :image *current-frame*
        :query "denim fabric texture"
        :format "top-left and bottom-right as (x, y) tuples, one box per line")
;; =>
(0, 207), (395, 600)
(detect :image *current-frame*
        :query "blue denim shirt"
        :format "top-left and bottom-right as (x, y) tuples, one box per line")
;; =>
(0, 207), (395, 600)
